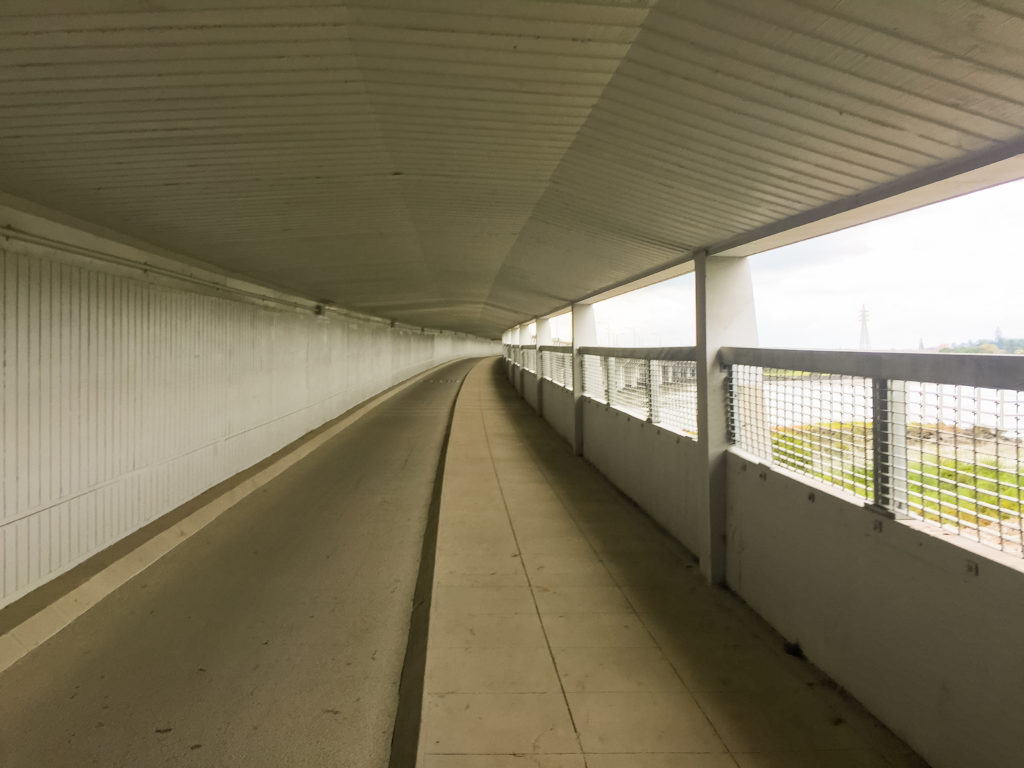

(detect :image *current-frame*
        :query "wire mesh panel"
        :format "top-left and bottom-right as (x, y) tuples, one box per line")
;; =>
(522, 348), (537, 373)
(729, 365), (874, 501)
(651, 360), (698, 437)
(581, 354), (608, 403)
(882, 381), (1024, 556)
(540, 350), (573, 390)
(607, 357), (650, 420)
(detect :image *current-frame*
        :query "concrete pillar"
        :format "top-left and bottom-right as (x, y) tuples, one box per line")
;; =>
(572, 303), (598, 456)
(536, 317), (553, 346)
(536, 317), (552, 416)
(508, 326), (521, 385)
(695, 251), (758, 584)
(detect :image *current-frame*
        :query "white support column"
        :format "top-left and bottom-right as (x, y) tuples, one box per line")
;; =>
(571, 303), (598, 456)
(536, 317), (553, 346)
(509, 326), (522, 385)
(536, 316), (552, 416)
(695, 251), (758, 584)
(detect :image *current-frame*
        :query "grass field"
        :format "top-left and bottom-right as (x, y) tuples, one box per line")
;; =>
(769, 424), (1024, 548)
(906, 456), (1023, 532)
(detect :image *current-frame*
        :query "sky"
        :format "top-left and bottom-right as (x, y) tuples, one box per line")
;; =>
(588, 176), (1024, 350)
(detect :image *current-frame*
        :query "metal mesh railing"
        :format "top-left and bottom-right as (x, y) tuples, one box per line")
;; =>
(522, 347), (537, 373)
(580, 348), (698, 437)
(724, 349), (1024, 557)
(506, 339), (1024, 557)
(881, 381), (1024, 555)
(608, 357), (650, 419)
(582, 354), (608, 403)
(729, 365), (874, 501)
(651, 360), (699, 437)
(540, 349), (573, 390)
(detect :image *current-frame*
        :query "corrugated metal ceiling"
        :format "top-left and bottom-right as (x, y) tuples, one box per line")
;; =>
(1, 0), (1023, 336)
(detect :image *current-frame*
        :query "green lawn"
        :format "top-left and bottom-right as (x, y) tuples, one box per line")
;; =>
(769, 425), (1024, 540)
(906, 456), (1023, 531)
(770, 424), (873, 498)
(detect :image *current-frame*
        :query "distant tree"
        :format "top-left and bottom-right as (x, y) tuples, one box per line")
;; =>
(940, 336), (1024, 354)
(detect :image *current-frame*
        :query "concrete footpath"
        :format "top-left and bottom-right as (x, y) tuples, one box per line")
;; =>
(0, 358), (479, 768)
(418, 359), (927, 768)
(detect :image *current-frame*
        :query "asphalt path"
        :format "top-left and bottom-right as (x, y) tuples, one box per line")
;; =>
(0, 358), (480, 768)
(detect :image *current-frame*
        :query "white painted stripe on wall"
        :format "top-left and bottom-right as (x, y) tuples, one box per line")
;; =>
(0, 239), (496, 608)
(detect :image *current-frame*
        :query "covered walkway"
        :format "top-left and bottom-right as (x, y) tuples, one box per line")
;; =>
(2, 4), (1022, 767)
(0, 357), (926, 767)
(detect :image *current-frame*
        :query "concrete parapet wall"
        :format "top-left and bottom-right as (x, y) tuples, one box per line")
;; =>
(522, 370), (539, 411)
(725, 451), (1024, 768)
(508, 375), (702, 559)
(581, 400), (703, 554)
(539, 379), (573, 447)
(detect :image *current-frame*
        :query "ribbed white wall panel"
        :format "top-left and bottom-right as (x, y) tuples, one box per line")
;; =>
(0, 241), (496, 608)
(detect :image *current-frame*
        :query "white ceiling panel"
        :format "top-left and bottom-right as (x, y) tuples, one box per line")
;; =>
(1, 0), (1022, 336)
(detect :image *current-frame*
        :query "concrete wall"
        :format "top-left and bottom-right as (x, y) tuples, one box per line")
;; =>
(539, 379), (573, 447)
(0, 225), (496, 609)
(522, 370), (539, 411)
(580, 401), (703, 553)
(725, 452), (1024, 768)
(506, 373), (702, 554)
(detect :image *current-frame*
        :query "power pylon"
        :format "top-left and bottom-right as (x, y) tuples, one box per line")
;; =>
(858, 305), (871, 351)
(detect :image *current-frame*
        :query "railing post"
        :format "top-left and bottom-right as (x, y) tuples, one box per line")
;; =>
(647, 358), (658, 424)
(695, 251), (758, 585)
(894, 387), (908, 516)
(602, 356), (612, 405)
(572, 303), (597, 456)
(873, 378), (909, 517)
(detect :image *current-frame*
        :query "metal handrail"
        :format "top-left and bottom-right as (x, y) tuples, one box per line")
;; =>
(720, 347), (1024, 391)
(577, 345), (697, 361)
